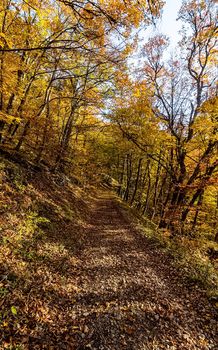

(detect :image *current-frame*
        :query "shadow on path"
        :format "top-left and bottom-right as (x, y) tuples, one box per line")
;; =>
(1, 192), (217, 350)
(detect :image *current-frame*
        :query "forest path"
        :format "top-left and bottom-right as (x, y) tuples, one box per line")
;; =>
(3, 189), (217, 350)
(68, 192), (217, 350)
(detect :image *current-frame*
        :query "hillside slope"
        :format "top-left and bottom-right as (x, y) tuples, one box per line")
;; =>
(0, 157), (217, 350)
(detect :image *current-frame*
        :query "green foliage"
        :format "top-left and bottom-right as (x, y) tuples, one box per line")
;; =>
(0, 287), (8, 297)
(11, 306), (17, 316)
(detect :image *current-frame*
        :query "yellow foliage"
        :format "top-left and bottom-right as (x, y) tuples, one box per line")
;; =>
(0, 111), (21, 124)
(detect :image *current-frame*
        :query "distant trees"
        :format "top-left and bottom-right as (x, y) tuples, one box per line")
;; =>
(0, 0), (217, 235)
(111, 0), (218, 234)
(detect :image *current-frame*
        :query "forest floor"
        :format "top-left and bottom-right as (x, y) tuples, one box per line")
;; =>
(0, 159), (217, 350)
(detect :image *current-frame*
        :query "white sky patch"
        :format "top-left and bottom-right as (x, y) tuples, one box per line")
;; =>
(129, 0), (183, 71)
(160, 0), (183, 48)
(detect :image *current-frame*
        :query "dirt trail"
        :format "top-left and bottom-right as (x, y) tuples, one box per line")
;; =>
(67, 192), (217, 350)
(1, 189), (217, 350)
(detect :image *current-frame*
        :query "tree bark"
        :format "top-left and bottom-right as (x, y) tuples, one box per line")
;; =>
(131, 157), (142, 205)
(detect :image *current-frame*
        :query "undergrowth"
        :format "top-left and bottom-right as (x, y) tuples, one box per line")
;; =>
(118, 198), (218, 302)
(143, 224), (218, 301)
(0, 156), (90, 349)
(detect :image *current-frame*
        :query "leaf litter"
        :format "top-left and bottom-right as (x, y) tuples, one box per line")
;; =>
(0, 165), (217, 349)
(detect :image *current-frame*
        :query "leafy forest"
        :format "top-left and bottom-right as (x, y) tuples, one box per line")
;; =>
(0, 0), (218, 349)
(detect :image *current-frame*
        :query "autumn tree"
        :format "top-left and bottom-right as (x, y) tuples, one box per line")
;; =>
(0, 0), (163, 173)
(107, 1), (217, 235)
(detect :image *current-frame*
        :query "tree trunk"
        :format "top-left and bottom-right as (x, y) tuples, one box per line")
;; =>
(15, 120), (30, 151)
(142, 161), (151, 215)
(151, 151), (162, 219)
(191, 190), (204, 230)
(123, 153), (132, 202)
(136, 159), (150, 210)
(55, 102), (77, 170)
(35, 103), (50, 163)
(131, 158), (142, 205)
(117, 156), (125, 197)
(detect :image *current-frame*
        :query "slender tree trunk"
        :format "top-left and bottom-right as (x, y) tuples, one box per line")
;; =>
(0, 121), (5, 143)
(15, 120), (30, 151)
(0, 9), (6, 143)
(142, 161), (151, 215)
(0, 38), (5, 143)
(158, 179), (172, 228)
(131, 157), (142, 205)
(136, 159), (150, 210)
(192, 190), (204, 231)
(181, 188), (203, 223)
(181, 162), (217, 224)
(151, 151), (162, 219)
(117, 156), (125, 197)
(156, 170), (167, 214)
(35, 103), (50, 163)
(55, 102), (78, 170)
(123, 153), (132, 202)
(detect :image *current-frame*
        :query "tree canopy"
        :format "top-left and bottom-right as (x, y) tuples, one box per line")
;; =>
(0, 0), (217, 235)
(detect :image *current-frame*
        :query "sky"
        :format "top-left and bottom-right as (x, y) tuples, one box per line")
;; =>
(138, 0), (183, 46)
(129, 0), (183, 68)
(160, 0), (183, 48)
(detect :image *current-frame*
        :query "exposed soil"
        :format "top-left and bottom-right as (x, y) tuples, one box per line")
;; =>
(0, 184), (217, 350)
